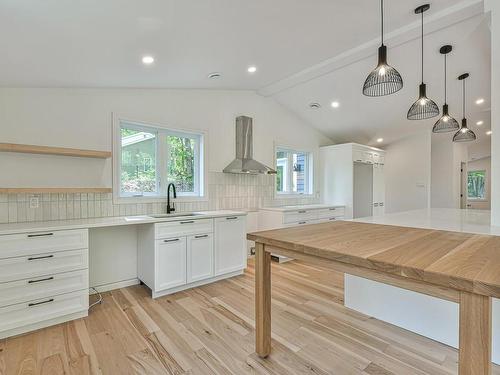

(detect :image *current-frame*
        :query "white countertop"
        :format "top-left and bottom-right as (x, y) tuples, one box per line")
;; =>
(354, 208), (500, 236)
(0, 210), (246, 235)
(259, 204), (344, 212)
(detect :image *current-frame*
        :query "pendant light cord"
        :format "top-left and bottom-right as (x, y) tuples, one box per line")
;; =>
(463, 79), (466, 119)
(381, 0), (384, 45)
(444, 54), (447, 103)
(421, 11), (424, 83)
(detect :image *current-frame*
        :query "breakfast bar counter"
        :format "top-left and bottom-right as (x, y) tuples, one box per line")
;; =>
(248, 220), (500, 374)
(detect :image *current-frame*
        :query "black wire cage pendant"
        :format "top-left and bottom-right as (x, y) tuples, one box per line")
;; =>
(363, 0), (403, 96)
(407, 4), (439, 120)
(433, 45), (460, 133)
(453, 73), (476, 142)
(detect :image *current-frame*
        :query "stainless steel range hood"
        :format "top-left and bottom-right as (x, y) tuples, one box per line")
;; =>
(223, 116), (277, 175)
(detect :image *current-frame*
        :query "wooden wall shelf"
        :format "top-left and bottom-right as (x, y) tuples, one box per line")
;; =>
(0, 188), (112, 194)
(0, 143), (112, 159)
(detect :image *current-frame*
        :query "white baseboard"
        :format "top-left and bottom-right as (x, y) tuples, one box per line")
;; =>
(90, 279), (140, 294)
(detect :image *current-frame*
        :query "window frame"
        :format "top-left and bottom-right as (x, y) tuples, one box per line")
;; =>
(467, 169), (487, 201)
(113, 115), (207, 204)
(274, 144), (314, 198)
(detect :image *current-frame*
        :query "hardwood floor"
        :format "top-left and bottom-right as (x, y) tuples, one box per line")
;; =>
(1, 259), (499, 375)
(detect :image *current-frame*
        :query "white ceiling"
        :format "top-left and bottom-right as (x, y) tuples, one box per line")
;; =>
(0, 0), (492, 145)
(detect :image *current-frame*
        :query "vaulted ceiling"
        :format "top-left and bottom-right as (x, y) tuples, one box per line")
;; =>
(0, 0), (491, 145)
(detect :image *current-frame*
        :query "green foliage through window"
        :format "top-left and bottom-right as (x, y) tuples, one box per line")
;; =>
(467, 170), (486, 199)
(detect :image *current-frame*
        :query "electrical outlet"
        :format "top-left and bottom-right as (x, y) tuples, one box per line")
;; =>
(29, 196), (39, 209)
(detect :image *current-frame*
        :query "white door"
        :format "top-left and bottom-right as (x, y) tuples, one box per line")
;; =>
(155, 237), (186, 291)
(215, 216), (246, 275)
(187, 233), (214, 283)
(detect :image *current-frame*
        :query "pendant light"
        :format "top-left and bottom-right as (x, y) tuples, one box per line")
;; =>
(407, 4), (439, 120)
(453, 73), (476, 142)
(432, 45), (460, 133)
(363, 0), (403, 96)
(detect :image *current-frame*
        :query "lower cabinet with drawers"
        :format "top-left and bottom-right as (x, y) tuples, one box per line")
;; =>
(0, 229), (89, 339)
(137, 215), (247, 298)
(258, 205), (345, 262)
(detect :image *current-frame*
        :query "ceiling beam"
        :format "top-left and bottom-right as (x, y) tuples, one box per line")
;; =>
(257, 0), (484, 97)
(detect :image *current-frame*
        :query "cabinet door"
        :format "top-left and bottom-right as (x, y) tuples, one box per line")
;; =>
(187, 233), (214, 283)
(372, 163), (385, 216)
(215, 216), (246, 276)
(155, 237), (186, 291)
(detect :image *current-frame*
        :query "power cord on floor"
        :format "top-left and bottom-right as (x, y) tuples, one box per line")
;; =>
(89, 287), (103, 310)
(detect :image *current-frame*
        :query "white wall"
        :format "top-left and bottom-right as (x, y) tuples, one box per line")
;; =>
(467, 157), (491, 210)
(486, 0), (500, 225)
(0, 88), (330, 195)
(384, 130), (431, 214)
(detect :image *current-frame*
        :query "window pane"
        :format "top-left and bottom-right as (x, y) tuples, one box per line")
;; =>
(292, 151), (307, 193)
(276, 148), (311, 195)
(467, 170), (486, 199)
(121, 127), (157, 194)
(167, 135), (196, 193)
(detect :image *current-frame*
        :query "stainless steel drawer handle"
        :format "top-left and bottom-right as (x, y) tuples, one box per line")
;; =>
(329, 208), (336, 211)
(226, 217), (238, 220)
(27, 232), (54, 238)
(195, 234), (209, 239)
(28, 298), (54, 307)
(28, 276), (54, 284)
(297, 211), (306, 214)
(164, 238), (180, 243)
(180, 221), (195, 224)
(298, 221), (307, 224)
(27, 254), (54, 261)
(329, 218), (336, 221)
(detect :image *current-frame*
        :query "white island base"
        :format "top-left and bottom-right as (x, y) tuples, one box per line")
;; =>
(350, 208), (500, 365)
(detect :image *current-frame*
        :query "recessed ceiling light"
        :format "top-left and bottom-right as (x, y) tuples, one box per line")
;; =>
(377, 138), (384, 143)
(476, 121), (484, 126)
(331, 101), (340, 108)
(486, 130), (492, 135)
(475, 98), (485, 105)
(208, 72), (222, 79)
(309, 102), (321, 109)
(142, 56), (155, 65)
(247, 66), (257, 73)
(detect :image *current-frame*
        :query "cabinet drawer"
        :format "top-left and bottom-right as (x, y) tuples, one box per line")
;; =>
(317, 207), (345, 219)
(0, 290), (88, 334)
(0, 229), (88, 259)
(155, 219), (213, 239)
(0, 248), (88, 283)
(0, 269), (88, 307)
(283, 210), (318, 224)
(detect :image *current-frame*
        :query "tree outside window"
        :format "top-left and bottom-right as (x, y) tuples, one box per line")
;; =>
(467, 170), (486, 199)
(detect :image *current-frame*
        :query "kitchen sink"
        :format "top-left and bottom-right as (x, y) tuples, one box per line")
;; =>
(147, 212), (203, 219)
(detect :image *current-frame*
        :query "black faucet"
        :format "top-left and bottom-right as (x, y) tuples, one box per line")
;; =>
(167, 183), (177, 214)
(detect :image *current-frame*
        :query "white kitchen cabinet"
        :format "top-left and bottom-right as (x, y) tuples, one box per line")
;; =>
(138, 214), (246, 298)
(215, 216), (246, 275)
(156, 237), (187, 291)
(321, 143), (385, 219)
(187, 233), (213, 283)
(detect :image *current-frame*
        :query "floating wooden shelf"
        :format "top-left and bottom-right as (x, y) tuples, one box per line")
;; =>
(0, 188), (112, 194)
(0, 143), (112, 159)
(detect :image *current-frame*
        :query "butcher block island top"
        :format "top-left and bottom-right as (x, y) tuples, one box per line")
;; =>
(249, 220), (499, 373)
(248, 220), (500, 298)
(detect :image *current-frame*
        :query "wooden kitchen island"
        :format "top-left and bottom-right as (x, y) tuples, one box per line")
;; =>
(248, 220), (500, 375)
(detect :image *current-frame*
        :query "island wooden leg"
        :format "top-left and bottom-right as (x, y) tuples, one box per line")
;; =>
(255, 242), (271, 358)
(459, 291), (492, 375)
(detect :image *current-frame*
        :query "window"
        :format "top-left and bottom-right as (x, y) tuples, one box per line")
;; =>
(275, 147), (312, 195)
(117, 120), (204, 199)
(467, 170), (486, 200)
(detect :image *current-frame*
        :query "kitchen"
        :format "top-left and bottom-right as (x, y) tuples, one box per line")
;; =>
(0, 1), (500, 374)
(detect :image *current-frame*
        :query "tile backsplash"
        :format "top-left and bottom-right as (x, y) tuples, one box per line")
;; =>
(0, 172), (320, 224)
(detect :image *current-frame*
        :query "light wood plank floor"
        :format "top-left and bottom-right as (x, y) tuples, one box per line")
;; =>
(1, 259), (499, 375)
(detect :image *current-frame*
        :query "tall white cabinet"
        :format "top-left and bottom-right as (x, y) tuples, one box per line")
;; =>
(320, 143), (386, 219)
